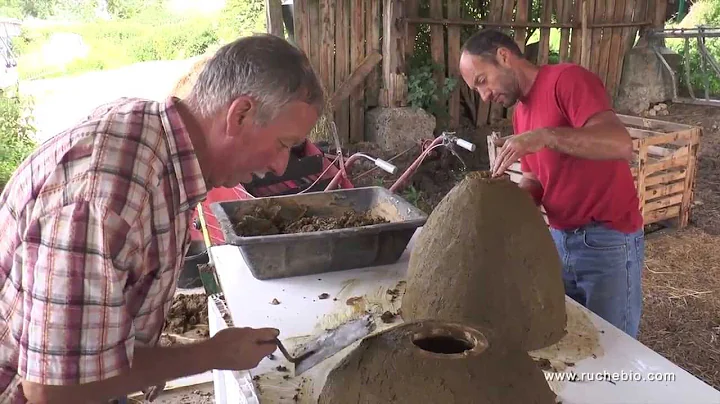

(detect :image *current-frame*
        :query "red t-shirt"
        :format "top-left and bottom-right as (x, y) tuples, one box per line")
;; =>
(512, 63), (642, 233)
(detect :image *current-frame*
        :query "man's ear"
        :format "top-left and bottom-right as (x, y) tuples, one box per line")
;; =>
(227, 96), (254, 135)
(497, 47), (510, 66)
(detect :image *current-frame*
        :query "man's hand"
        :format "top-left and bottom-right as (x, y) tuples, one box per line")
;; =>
(143, 382), (166, 402)
(209, 327), (280, 371)
(492, 130), (548, 177)
(21, 326), (280, 404)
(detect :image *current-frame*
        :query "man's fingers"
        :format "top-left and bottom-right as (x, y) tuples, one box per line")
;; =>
(493, 141), (514, 174)
(495, 150), (521, 177)
(491, 135), (512, 147)
(254, 327), (280, 343)
(492, 144), (516, 177)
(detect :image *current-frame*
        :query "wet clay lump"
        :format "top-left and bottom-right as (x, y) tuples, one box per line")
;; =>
(401, 171), (567, 351)
(318, 320), (556, 404)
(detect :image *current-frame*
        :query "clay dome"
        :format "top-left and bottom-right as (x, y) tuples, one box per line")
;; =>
(401, 171), (567, 351)
(318, 320), (557, 404)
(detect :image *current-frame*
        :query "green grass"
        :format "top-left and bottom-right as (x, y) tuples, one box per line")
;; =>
(15, 16), (223, 80)
(11, 0), (267, 81)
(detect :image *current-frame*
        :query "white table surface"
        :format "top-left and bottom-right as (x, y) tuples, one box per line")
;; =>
(210, 228), (720, 404)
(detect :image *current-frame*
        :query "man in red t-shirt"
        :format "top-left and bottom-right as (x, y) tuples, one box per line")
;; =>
(458, 28), (644, 338)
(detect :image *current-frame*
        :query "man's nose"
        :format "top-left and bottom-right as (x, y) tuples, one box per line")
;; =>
(478, 87), (492, 103)
(269, 152), (290, 177)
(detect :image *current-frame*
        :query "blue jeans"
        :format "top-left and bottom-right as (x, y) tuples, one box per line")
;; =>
(550, 222), (645, 338)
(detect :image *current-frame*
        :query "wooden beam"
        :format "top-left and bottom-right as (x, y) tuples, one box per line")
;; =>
(403, 16), (652, 29)
(265, 0), (284, 38)
(331, 52), (383, 110)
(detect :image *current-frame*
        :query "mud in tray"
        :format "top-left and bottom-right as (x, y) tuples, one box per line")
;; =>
(209, 187), (428, 280)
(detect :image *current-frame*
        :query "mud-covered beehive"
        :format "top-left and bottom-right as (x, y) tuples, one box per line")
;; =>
(401, 171), (567, 351)
(318, 320), (556, 404)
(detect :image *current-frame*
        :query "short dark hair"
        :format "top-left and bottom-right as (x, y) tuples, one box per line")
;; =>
(461, 28), (523, 61)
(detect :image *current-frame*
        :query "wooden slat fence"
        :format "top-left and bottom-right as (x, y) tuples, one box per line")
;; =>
(406, 0), (659, 129)
(269, 0), (383, 144)
(268, 0), (666, 143)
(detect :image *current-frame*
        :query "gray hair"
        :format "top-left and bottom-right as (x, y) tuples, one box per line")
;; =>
(188, 33), (325, 124)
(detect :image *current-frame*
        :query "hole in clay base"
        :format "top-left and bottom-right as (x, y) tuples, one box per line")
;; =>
(412, 335), (475, 354)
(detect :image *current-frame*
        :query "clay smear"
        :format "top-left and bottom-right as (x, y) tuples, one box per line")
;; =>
(530, 299), (602, 368)
(401, 171), (567, 350)
(318, 320), (557, 404)
(314, 280), (406, 333)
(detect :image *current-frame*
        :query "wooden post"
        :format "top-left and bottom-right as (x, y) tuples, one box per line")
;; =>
(679, 128), (701, 228)
(366, 0), (382, 108)
(447, 0), (461, 128)
(381, 0), (407, 108)
(349, 0), (366, 142)
(637, 140), (648, 220)
(293, 0), (310, 55)
(265, 0), (284, 38)
(581, 0), (591, 69)
(653, 0), (668, 28)
(335, 0), (351, 143)
(319, 0), (335, 94)
(405, 0), (419, 59)
(429, 0), (445, 94)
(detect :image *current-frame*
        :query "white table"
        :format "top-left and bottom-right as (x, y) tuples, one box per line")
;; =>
(208, 228), (720, 404)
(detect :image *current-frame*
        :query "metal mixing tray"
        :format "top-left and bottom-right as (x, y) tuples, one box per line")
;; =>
(209, 187), (427, 280)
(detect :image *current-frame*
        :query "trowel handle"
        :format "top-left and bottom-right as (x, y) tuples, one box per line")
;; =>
(270, 338), (300, 364)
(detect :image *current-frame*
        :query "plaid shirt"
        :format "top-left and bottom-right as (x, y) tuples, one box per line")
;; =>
(0, 97), (207, 403)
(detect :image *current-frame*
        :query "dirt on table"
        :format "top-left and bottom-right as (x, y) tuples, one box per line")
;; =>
(148, 384), (215, 404)
(162, 293), (210, 342)
(233, 201), (388, 237)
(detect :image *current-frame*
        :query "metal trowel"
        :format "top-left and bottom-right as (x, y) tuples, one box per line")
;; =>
(270, 314), (376, 376)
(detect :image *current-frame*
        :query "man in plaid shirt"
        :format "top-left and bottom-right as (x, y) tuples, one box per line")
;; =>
(0, 34), (324, 403)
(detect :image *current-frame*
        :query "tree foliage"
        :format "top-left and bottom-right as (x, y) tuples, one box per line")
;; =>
(0, 92), (36, 190)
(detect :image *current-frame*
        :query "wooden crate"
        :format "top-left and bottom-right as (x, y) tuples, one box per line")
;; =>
(486, 114), (702, 229)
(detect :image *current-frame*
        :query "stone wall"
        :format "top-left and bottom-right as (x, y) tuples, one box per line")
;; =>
(614, 43), (679, 115)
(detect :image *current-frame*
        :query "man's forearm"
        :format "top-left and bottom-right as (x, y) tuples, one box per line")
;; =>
(544, 123), (633, 161)
(23, 341), (214, 404)
(518, 176), (543, 206)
